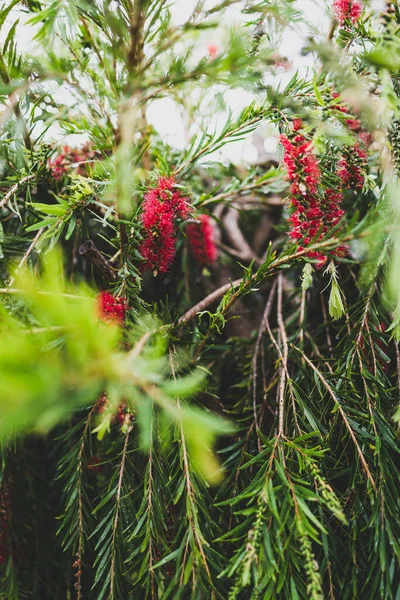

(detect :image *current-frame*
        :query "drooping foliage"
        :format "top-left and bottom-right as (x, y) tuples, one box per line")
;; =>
(0, 1), (400, 599)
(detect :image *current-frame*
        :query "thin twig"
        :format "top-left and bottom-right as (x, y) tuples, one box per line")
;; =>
(320, 293), (334, 359)
(75, 404), (97, 600)
(217, 241), (263, 266)
(305, 332), (334, 374)
(8, 228), (44, 287)
(0, 175), (35, 210)
(178, 278), (241, 325)
(173, 115), (266, 177)
(277, 275), (300, 435)
(201, 180), (282, 207)
(292, 344), (376, 490)
(277, 275), (287, 437)
(252, 280), (278, 446)
(299, 287), (306, 346)
(169, 350), (214, 595)
(147, 408), (156, 600)
(263, 279), (299, 436)
(223, 206), (261, 262)
(110, 430), (130, 599)
(178, 232), (357, 325)
(128, 331), (151, 361)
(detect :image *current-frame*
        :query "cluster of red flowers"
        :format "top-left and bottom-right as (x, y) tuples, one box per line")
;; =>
(97, 291), (127, 323)
(48, 144), (94, 180)
(207, 43), (219, 58)
(331, 92), (369, 191)
(139, 177), (190, 274)
(281, 120), (345, 265)
(333, 0), (363, 24)
(0, 483), (11, 564)
(95, 392), (108, 412)
(116, 403), (132, 427)
(338, 145), (367, 190)
(186, 215), (218, 265)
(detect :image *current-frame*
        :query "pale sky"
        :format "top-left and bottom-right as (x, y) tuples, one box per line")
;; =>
(2, 0), (386, 164)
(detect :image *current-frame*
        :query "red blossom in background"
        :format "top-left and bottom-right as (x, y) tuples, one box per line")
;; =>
(95, 392), (108, 413)
(139, 177), (190, 274)
(333, 0), (363, 24)
(186, 215), (218, 265)
(208, 43), (219, 58)
(338, 145), (367, 190)
(97, 291), (128, 323)
(87, 456), (103, 473)
(331, 93), (366, 134)
(330, 91), (369, 190)
(48, 144), (95, 180)
(281, 121), (345, 265)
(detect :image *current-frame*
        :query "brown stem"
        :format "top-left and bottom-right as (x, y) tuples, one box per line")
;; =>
(252, 280), (278, 445)
(110, 430), (130, 599)
(79, 239), (117, 284)
(75, 404), (97, 600)
(147, 410), (156, 599)
(223, 206), (260, 262)
(169, 350), (214, 595)
(292, 344), (376, 490)
(276, 275), (286, 437)
(0, 175), (35, 210)
(178, 232), (357, 326)
(7, 228), (44, 287)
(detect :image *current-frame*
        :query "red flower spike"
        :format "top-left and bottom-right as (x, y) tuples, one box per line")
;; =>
(281, 121), (346, 263)
(97, 292), (127, 323)
(330, 91), (370, 191)
(139, 177), (190, 273)
(338, 144), (367, 190)
(333, 0), (363, 25)
(208, 43), (219, 58)
(186, 215), (218, 265)
(95, 392), (108, 413)
(48, 144), (95, 180)
(293, 118), (303, 132)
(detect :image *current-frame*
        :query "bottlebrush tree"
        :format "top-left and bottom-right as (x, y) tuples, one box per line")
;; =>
(1, 0), (400, 598)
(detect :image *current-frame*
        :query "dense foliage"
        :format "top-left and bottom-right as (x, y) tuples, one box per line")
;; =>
(1, 0), (400, 598)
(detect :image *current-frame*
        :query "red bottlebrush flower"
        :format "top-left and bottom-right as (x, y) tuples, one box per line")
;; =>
(97, 291), (127, 323)
(186, 215), (218, 265)
(208, 43), (219, 58)
(281, 121), (345, 265)
(116, 403), (133, 432)
(95, 392), (108, 413)
(139, 177), (190, 274)
(330, 91), (370, 190)
(293, 118), (303, 132)
(346, 118), (362, 131)
(333, 0), (363, 24)
(48, 144), (95, 180)
(331, 92), (348, 114)
(338, 144), (367, 190)
(358, 130), (373, 147)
